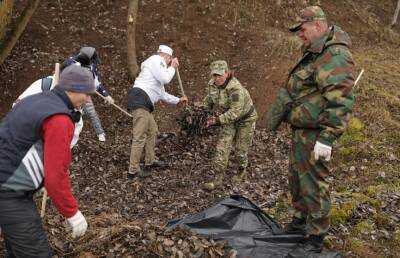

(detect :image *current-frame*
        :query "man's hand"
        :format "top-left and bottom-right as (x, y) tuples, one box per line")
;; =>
(171, 58), (179, 69)
(67, 210), (88, 238)
(206, 116), (219, 127)
(104, 96), (115, 105)
(314, 141), (332, 161)
(178, 96), (188, 106)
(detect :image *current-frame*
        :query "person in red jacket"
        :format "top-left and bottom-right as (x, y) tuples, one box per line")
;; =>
(0, 65), (94, 257)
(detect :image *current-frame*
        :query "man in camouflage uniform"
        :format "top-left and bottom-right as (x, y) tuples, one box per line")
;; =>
(270, 6), (355, 257)
(203, 60), (257, 191)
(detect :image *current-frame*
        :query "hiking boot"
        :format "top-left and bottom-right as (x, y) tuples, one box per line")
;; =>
(145, 161), (167, 169)
(128, 170), (151, 179)
(203, 173), (224, 191)
(232, 168), (247, 182)
(286, 235), (324, 258)
(273, 217), (306, 235)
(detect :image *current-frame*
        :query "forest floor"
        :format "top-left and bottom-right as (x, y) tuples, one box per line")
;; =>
(0, 0), (399, 257)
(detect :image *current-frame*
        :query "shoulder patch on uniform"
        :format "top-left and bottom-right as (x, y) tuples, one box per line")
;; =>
(160, 62), (165, 68)
(328, 45), (349, 56)
(232, 93), (239, 102)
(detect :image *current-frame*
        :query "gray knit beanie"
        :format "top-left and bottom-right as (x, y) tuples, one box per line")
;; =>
(57, 65), (95, 93)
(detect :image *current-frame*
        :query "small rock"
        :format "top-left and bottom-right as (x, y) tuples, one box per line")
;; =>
(163, 239), (174, 247)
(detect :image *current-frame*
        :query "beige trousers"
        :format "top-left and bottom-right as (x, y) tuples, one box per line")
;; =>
(129, 108), (158, 171)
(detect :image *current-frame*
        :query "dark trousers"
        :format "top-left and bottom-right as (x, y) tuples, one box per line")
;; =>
(0, 192), (52, 258)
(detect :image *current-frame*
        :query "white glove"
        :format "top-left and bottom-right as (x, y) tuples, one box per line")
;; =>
(67, 210), (88, 238)
(104, 96), (114, 105)
(314, 141), (332, 161)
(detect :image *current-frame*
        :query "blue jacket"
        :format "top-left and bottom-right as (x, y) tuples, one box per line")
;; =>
(0, 88), (74, 191)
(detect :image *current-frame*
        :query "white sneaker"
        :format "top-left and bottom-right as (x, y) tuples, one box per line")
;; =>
(97, 133), (106, 142)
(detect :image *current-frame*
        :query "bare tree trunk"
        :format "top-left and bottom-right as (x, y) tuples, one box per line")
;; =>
(0, 0), (14, 41)
(127, 0), (139, 82)
(0, 0), (40, 65)
(392, 0), (400, 26)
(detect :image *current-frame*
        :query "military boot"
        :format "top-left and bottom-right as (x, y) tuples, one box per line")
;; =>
(273, 217), (306, 235)
(286, 235), (324, 258)
(203, 173), (224, 191)
(232, 167), (247, 182)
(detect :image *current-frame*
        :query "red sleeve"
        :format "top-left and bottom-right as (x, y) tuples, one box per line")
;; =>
(42, 114), (79, 218)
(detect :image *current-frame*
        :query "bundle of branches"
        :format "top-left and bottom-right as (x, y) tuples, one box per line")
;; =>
(176, 105), (216, 137)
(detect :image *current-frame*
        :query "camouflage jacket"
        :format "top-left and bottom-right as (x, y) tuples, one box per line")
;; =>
(286, 25), (355, 146)
(203, 76), (257, 125)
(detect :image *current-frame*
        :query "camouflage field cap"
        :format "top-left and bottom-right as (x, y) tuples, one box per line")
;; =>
(210, 60), (228, 75)
(289, 6), (326, 32)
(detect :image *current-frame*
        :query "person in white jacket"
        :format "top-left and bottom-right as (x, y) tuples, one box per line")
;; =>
(127, 45), (188, 178)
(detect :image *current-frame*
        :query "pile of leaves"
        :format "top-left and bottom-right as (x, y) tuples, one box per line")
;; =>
(44, 212), (232, 258)
(176, 105), (216, 137)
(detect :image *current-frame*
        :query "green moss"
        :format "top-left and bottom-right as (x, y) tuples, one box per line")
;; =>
(373, 213), (390, 227)
(338, 117), (365, 145)
(338, 146), (357, 155)
(331, 206), (347, 226)
(393, 231), (400, 243)
(348, 238), (375, 257)
(264, 194), (292, 222)
(352, 220), (374, 236)
(341, 200), (358, 213)
(323, 238), (334, 249)
(352, 192), (381, 209)
(366, 185), (379, 198)
(331, 200), (357, 226)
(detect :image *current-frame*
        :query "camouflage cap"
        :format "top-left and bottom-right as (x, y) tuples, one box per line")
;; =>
(210, 60), (228, 75)
(289, 6), (326, 32)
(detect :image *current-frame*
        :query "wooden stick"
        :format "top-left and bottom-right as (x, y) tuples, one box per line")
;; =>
(392, 0), (400, 26)
(52, 63), (60, 87)
(95, 91), (133, 118)
(353, 68), (365, 89)
(176, 67), (186, 97)
(41, 62), (60, 218)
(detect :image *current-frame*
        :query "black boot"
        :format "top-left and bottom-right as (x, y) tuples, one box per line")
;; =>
(145, 161), (167, 169)
(273, 217), (306, 235)
(286, 235), (324, 258)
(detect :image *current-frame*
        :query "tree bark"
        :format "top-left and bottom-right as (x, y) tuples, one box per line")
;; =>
(0, 0), (14, 41)
(392, 0), (400, 26)
(0, 0), (40, 65)
(127, 0), (139, 82)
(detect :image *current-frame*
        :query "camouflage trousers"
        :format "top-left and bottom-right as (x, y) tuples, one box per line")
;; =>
(213, 120), (256, 173)
(289, 128), (331, 236)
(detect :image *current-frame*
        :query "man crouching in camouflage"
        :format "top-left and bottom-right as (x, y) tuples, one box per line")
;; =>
(203, 60), (257, 191)
(269, 6), (355, 257)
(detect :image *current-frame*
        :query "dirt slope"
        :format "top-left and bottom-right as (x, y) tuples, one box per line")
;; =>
(0, 0), (400, 257)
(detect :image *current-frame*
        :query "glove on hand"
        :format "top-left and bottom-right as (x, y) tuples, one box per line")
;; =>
(104, 96), (114, 105)
(314, 141), (332, 162)
(206, 116), (220, 127)
(67, 210), (88, 238)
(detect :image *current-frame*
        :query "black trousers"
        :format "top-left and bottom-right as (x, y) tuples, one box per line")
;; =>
(0, 191), (52, 258)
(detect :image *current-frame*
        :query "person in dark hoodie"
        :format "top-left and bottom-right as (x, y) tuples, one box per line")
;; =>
(269, 6), (355, 257)
(0, 65), (94, 257)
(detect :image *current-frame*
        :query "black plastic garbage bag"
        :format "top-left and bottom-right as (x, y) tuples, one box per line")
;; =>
(167, 195), (342, 258)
